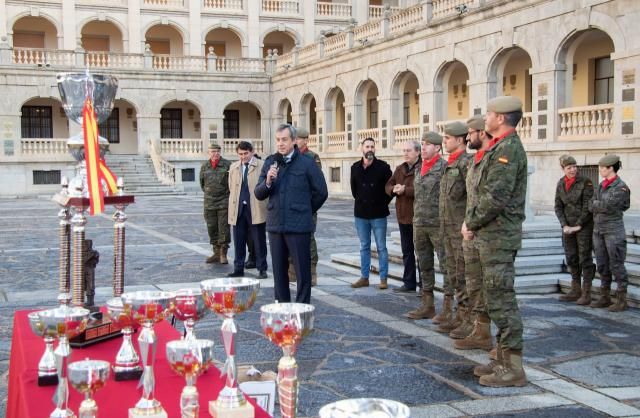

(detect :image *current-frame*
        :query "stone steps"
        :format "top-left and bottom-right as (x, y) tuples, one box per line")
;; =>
(105, 154), (183, 195)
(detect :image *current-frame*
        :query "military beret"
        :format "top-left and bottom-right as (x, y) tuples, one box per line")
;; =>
(208, 143), (221, 151)
(422, 131), (442, 145)
(559, 154), (577, 167)
(444, 121), (468, 137)
(296, 127), (309, 138)
(466, 115), (485, 131)
(487, 96), (522, 113)
(598, 154), (620, 167)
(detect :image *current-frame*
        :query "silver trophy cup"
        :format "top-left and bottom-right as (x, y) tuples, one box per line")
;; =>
(68, 359), (110, 418)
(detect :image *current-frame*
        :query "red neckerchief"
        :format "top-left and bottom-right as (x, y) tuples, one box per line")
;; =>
(474, 128), (515, 164)
(602, 175), (617, 190)
(299, 145), (309, 154)
(420, 154), (440, 176)
(447, 149), (464, 165)
(564, 176), (576, 192)
(210, 158), (219, 169)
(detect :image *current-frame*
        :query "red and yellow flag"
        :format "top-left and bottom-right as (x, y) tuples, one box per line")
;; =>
(82, 98), (105, 215)
(99, 159), (118, 195)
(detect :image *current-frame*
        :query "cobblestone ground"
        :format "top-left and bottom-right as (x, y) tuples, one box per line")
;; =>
(1, 195), (640, 417)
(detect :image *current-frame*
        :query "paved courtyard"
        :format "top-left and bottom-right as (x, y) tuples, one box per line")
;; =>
(1, 194), (639, 417)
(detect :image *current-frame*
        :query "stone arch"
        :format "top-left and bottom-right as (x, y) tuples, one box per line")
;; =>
(433, 60), (470, 122)
(142, 19), (189, 49)
(390, 70), (421, 136)
(202, 23), (247, 56)
(277, 98), (293, 124)
(157, 98), (204, 116)
(19, 97), (69, 138)
(299, 93), (318, 135)
(486, 46), (533, 111)
(77, 16), (127, 44)
(324, 86), (346, 133)
(222, 100), (263, 141)
(260, 26), (301, 48)
(8, 12), (61, 38)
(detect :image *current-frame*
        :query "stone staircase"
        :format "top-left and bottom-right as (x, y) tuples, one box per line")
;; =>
(330, 216), (640, 308)
(105, 154), (183, 195)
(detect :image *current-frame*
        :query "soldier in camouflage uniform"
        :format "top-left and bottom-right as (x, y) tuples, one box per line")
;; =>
(405, 131), (448, 320)
(554, 154), (595, 305)
(463, 96), (527, 387)
(200, 143), (232, 264)
(589, 154), (631, 312)
(437, 121), (473, 337)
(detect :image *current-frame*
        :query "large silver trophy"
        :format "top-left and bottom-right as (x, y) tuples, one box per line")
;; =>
(173, 288), (208, 342)
(28, 311), (58, 386)
(318, 399), (411, 418)
(56, 71), (118, 198)
(260, 303), (315, 418)
(106, 297), (142, 381)
(68, 359), (110, 418)
(201, 278), (260, 418)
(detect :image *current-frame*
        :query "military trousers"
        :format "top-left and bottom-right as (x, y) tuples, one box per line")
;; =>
(562, 224), (595, 281)
(593, 228), (628, 291)
(462, 239), (486, 315)
(204, 208), (230, 247)
(414, 225), (448, 294)
(477, 245), (523, 351)
(442, 224), (466, 305)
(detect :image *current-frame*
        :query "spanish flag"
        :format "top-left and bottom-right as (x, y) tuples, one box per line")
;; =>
(100, 159), (118, 195)
(82, 98), (105, 215)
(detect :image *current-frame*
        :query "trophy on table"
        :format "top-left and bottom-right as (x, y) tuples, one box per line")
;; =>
(68, 359), (110, 418)
(318, 398), (411, 418)
(37, 305), (90, 418)
(173, 288), (208, 342)
(260, 303), (315, 418)
(166, 339), (215, 417)
(106, 297), (143, 381)
(121, 290), (175, 418)
(28, 310), (58, 386)
(201, 277), (260, 418)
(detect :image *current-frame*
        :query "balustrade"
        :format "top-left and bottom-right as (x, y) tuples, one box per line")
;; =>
(222, 139), (264, 155)
(148, 140), (176, 185)
(202, 0), (243, 10)
(324, 32), (348, 56)
(153, 55), (206, 71)
(12, 48), (74, 66)
(160, 139), (204, 156)
(392, 125), (421, 149)
(517, 112), (533, 141)
(143, 0), (184, 7)
(308, 134), (319, 150)
(298, 44), (319, 62)
(432, 0), (470, 19)
(558, 105), (614, 140)
(262, 0), (299, 14)
(326, 132), (348, 152)
(368, 5), (401, 19)
(20, 138), (68, 156)
(356, 128), (381, 144)
(85, 51), (144, 69)
(316, 1), (352, 18)
(214, 57), (266, 73)
(354, 21), (382, 43)
(390, 4), (424, 34)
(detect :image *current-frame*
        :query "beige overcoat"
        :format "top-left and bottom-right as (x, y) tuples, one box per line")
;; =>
(228, 157), (268, 225)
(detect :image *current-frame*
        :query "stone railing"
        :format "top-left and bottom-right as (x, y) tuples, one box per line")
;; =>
(20, 138), (69, 156)
(369, 5), (401, 19)
(308, 134), (319, 150)
(390, 4), (424, 34)
(160, 138), (204, 156)
(436, 119), (465, 135)
(326, 131), (348, 152)
(143, 0), (185, 7)
(148, 139), (176, 186)
(222, 139), (264, 155)
(214, 57), (265, 73)
(558, 104), (614, 140)
(324, 32), (348, 56)
(432, 0), (470, 19)
(356, 128), (381, 144)
(12, 48), (75, 66)
(298, 43), (320, 62)
(202, 0), (243, 10)
(153, 55), (206, 71)
(262, 0), (299, 14)
(276, 52), (294, 71)
(517, 112), (533, 141)
(392, 124), (421, 149)
(354, 20), (382, 43)
(85, 51), (144, 69)
(316, 1), (352, 18)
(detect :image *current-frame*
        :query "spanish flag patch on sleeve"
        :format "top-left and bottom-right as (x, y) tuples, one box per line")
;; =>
(498, 156), (509, 164)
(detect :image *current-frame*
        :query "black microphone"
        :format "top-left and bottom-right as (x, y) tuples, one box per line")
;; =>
(272, 153), (286, 168)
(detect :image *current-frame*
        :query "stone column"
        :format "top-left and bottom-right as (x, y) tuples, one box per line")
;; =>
(377, 96), (392, 149)
(352, 0), (368, 25)
(467, 78), (490, 117)
(529, 65), (563, 143)
(246, 0), (260, 57)
(188, 0), (202, 56)
(137, 114), (161, 155)
(610, 51), (640, 140)
(302, 0), (315, 46)
(418, 89), (436, 132)
(128, 0), (142, 53)
(0, 0), (7, 39)
(62, 0), (77, 50)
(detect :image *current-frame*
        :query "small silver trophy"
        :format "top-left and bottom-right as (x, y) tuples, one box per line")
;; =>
(68, 359), (110, 418)
(27, 310), (58, 386)
(106, 297), (142, 381)
(173, 288), (208, 342)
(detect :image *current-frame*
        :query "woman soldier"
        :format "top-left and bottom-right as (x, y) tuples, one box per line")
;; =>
(554, 155), (595, 305)
(589, 155), (631, 312)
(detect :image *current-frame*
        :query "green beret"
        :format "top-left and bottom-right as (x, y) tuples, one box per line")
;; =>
(466, 115), (485, 131)
(559, 154), (577, 167)
(444, 121), (468, 137)
(208, 143), (221, 151)
(598, 154), (620, 167)
(296, 127), (309, 138)
(487, 96), (522, 113)
(421, 131), (442, 145)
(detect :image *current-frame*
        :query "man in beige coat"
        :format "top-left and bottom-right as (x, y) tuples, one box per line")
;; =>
(227, 141), (269, 278)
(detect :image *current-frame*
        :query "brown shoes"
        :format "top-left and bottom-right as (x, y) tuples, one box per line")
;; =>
(378, 280), (388, 290)
(351, 278), (370, 288)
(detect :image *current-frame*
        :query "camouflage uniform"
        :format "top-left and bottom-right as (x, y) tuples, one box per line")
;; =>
(200, 157), (231, 248)
(414, 157), (448, 294)
(465, 130), (527, 351)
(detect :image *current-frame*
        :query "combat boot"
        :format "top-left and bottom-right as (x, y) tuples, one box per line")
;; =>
(432, 295), (453, 324)
(590, 286), (612, 308)
(449, 307), (474, 339)
(559, 278), (581, 302)
(474, 345), (502, 377)
(206, 245), (219, 264)
(576, 280), (592, 305)
(219, 245), (229, 264)
(454, 313), (493, 350)
(311, 264), (318, 287)
(479, 349), (527, 387)
(405, 291), (436, 320)
(436, 305), (463, 333)
(608, 290), (628, 312)
(488, 346), (498, 359)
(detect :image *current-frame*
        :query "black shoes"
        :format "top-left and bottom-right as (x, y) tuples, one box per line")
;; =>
(227, 271), (244, 277)
(258, 270), (268, 279)
(245, 260), (256, 269)
(393, 285), (417, 293)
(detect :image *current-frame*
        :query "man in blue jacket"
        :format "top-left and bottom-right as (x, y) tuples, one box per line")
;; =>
(255, 124), (328, 304)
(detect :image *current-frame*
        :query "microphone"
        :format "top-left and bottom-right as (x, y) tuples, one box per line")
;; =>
(272, 153), (286, 169)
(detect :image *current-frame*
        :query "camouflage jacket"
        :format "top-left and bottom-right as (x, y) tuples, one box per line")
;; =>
(590, 176), (630, 233)
(554, 175), (594, 227)
(200, 157), (231, 210)
(465, 131), (527, 250)
(413, 156), (447, 227)
(440, 151), (471, 227)
(300, 147), (322, 169)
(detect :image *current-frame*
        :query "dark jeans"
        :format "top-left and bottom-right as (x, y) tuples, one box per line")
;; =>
(232, 205), (267, 273)
(269, 232), (312, 304)
(398, 223), (417, 289)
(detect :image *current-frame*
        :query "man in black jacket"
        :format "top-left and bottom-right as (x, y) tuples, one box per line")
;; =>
(350, 137), (393, 289)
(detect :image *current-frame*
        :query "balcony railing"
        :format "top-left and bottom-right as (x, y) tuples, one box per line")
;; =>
(326, 131), (348, 152)
(390, 4), (424, 34)
(153, 55), (206, 71)
(262, 0), (299, 14)
(85, 51), (144, 68)
(369, 5), (401, 19)
(12, 48), (74, 66)
(308, 134), (319, 151)
(214, 57), (266, 73)
(222, 139), (264, 155)
(143, 0), (185, 7)
(316, 2), (352, 18)
(517, 112), (533, 142)
(558, 104), (614, 140)
(356, 128), (382, 145)
(392, 124), (421, 149)
(20, 138), (69, 156)
(203, 0), (243, 11)
(160, 138), (204, 156)
(432, 0), (471, 19)
(324, 32), (348, 55)
(149, 140), (176, 186)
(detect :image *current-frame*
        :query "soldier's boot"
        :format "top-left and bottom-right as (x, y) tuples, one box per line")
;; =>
(608, 290), (628, 312)
(288, 263), (297, 283)
(432, 295), (453, 324)
(488, 346), (498, 359)
(404, 291), (436, 320)
(311, 264), (318, 287)
(474, 345), (502, 377)
(559, 277), (581, 302)
(576, 280), (592, 306)
(437, 305), (463, 333)
(206, 245), (219, 264)
(454, 314), (493, 349)
(449, 307), (474, 339)
(219, 245), (229, 265)
(590, 286), (612, 308)
(479, 349), (527, 387)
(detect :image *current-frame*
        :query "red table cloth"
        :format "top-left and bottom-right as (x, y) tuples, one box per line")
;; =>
(7, 310), (271, 418)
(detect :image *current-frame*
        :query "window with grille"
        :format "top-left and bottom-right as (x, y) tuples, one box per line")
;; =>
(21, 106), (53, 138)
(224, 110), (240, 138)
(578, 165), (599, 186)
(368, 99), (378, 128)
(161, 108), (182, 139)
(330, 167), (340, 183)
(594, 56), (613, 105)
(33, 170), (61, 185)
(99, 108), (120, 143)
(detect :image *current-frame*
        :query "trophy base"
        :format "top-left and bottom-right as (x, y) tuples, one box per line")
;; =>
(38, 374), (59, 386)
(209, 401), (254, 418)
(128, 408), (167, 418)
(114, 368), (143, 381)
(69, 317), (122, 348)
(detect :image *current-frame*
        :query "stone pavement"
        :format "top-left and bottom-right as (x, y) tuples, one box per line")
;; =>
(1, 195), (639, 417)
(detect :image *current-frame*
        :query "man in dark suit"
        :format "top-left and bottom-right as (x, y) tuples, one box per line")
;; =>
(255, 124), (328, 304)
